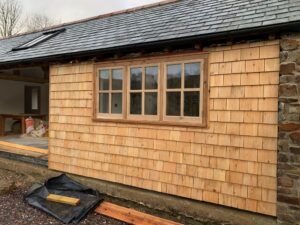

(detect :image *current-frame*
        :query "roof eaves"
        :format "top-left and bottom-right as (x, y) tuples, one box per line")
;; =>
(1, 19), (300, 69)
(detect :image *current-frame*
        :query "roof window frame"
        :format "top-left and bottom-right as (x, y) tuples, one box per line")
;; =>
(12, 28), (66, 51)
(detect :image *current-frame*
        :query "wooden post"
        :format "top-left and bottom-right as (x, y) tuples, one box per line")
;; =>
(0, 115), (4, 136)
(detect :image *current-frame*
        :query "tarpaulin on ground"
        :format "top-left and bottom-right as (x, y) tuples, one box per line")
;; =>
(25, 174), (103, 224)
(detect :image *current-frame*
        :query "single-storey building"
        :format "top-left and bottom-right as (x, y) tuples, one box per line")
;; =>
(0, 0), (299, 224)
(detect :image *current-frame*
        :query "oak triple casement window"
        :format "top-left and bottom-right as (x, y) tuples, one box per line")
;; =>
(94, 53), (208, 127)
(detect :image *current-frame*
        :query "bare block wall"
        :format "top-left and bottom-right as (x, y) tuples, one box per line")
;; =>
(49, 40), (279, 216)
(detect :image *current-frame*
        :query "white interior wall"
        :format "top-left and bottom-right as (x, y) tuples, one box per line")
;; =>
(0, 79), (49, 131)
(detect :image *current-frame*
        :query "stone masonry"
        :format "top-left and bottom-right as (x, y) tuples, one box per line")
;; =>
(278, 34), (300, 225)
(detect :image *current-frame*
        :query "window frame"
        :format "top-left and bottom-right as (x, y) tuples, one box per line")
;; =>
(127, 64), (160, 121)
(96, 66), (125, 119)
(12, 28), (66, 51)
(163, 59), (205, 123)
(93, 52), (209, 127)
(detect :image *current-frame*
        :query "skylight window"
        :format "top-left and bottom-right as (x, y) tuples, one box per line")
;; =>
(12, 28), (66, 51)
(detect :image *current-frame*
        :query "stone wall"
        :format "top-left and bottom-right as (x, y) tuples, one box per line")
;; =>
(278, 34), (300, 225)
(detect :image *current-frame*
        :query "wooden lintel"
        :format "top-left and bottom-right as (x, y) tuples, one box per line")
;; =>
(0, 62), (50, 70)
(0, 74), (48, 83)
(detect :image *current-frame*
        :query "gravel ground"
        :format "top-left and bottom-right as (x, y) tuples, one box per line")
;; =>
(0, 169), (226, 225)
(0, 170), (127, 225)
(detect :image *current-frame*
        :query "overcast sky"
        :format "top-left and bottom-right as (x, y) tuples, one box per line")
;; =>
(21, 0), (163, 23)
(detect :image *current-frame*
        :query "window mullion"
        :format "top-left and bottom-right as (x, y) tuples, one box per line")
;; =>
(109, 69), (112, 114)
(180, 63), (184, 118)
(200, 62), (203, 118)
(160, 63), (164, 121)
(199, 88), (202, 118)
(124, 66), (128, 119)
(142, 67), (145, 116)
(97, 72), (99, 114)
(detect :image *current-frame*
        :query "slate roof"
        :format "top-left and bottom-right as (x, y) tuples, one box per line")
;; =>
(0, 0), (300, 65)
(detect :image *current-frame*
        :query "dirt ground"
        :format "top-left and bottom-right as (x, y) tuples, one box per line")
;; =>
(0, 169), (127, 225)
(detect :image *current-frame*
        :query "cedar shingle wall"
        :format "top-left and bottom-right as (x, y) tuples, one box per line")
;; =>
(48, 40), (279, 216)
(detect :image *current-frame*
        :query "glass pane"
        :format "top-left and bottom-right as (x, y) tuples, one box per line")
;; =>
(31, 88), (38, 110)
(145, 66), (158, 90)
(167, 64), (181, 89)
(166, 92), (181, 116)
(184, 91), (200, 117)
(112, 69), (123, 90)
(99, 70), (109, 90)
(130, 67), (142, 90)
(111, 93), (122, 114)
(99, 93), (109, 113)
(130, 93), (142, 114)
(145, 92), (157, 115)
(185, 63), (201, 88)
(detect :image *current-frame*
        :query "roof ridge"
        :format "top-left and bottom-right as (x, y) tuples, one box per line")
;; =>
(0, 0), (178, 41)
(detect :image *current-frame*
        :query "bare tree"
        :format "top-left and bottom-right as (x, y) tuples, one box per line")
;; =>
(0, 0), (22, 37)
(25, 14), (58, 32)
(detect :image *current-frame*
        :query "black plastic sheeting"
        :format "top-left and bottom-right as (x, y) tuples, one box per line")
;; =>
(25, 174), (103, 224)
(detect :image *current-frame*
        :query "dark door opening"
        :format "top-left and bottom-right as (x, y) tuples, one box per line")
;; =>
(25, 86), (41, 114)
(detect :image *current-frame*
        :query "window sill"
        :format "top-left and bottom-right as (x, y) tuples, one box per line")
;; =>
(92, 117), (208, 128)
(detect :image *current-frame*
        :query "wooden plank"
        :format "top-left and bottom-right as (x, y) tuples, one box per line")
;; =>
(96, 202), (146, 225)
(0, 141), (48, 154)
(95, 202), (183, 225)
(46, 194), (80, 206)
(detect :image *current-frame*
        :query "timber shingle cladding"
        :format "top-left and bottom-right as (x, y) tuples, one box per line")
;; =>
(0, 0), (299, 64)
(48, 40), (279, 216)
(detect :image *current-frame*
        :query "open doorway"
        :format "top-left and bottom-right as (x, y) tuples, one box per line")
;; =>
(25, 86), (41, 114)
(0, 66), (49, 157)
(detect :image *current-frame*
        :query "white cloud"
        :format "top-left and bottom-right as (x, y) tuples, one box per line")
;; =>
(21, 0), (162, 23)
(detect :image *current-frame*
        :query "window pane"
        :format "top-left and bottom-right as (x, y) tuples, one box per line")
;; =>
(111, 93), (122, 114)
(99, 93), (109, 113)
(185, 63), (201, 88)
(166, 92), (181, 116)
(167, 64), (181, 89)
(99, 70), (109, 90)
(145, 92), (157, 115)
(145, 66), (158, 90)
(130, 93), (142, 114)
(184, 91), (200, 117)
(112, 69), (123, 90)
(130, 67), (142, 90)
